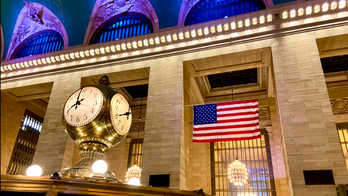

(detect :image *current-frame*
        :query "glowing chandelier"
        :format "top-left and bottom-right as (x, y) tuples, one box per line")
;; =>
(227, 86), (248, 186)
(125, 164), (142, 185)
(125, 95), (144, 185)
(227, 158), (248, 186)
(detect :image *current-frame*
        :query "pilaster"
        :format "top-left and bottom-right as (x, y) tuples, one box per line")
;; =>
(32, 78), (81, 176)
(141, 63), (187, 189)
(271, 35), (348, 196)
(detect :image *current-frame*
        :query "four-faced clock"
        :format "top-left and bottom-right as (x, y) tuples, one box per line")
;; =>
(110, 93), (132, 135)
(63, 86), (104, 127)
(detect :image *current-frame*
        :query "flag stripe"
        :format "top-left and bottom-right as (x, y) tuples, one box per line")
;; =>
(218, 113), (258, 120)
(193, 121), (259, 129)
(193, 129), (259, 136)
(192, 135), (261, 143)
(217, 111), (258, 118)
(217, 116), (259, 123)
(192, 99), (260, 143)
(217, 105), (258, 112)
(193, 125), (259, 134)
(193, 132), (261, 141)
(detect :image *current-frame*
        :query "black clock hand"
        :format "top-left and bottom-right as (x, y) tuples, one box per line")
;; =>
(76, 98), (85, 105)
(75, 86), (84, 109)
(67, 103), (77, 114)
(119, 108), (131, 120)
(67, 98), (85, 114)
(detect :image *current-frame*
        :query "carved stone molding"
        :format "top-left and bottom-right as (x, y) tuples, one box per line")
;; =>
(84, 0), (159, 45)
(259, 107), (269, 119)
(177, 0), (273, 27)
(6, 2), (68, 60)
(331, 98), (348, 114)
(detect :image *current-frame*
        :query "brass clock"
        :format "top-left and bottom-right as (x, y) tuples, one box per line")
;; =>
(62, 75), (132, 148)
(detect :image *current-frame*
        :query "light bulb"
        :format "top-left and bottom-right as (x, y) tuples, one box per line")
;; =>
(92, 160), (107, 174)
(128, 177), (141, 185)
(26, 165), (42, 177)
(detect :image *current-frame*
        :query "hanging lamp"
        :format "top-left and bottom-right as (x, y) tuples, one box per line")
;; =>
(226, 84), (249, 186)
(227, 157), (248, 186)
(125, 96), (143, 185)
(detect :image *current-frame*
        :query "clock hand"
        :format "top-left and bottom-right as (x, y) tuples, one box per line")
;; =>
(67, 98), (85, 114)
(74, 98), (85, 110)
(119, 108), (131, 120)
(67, 103), (78, 114)
(75, 86), (84, 110)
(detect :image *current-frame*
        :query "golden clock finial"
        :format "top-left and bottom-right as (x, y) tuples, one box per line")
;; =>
(98, 75), (111, 86)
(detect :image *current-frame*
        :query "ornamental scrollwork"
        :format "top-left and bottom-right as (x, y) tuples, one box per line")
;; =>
(331, 98), (348, 114)
(259, 107), (269, 119)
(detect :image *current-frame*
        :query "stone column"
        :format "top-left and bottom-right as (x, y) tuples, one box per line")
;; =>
(267, 105), (291, 196)
(32, 78), (81, 176)
(271, 35), (348, 196)
(141, 63), (188, 189)
(105, 138), (132, 181)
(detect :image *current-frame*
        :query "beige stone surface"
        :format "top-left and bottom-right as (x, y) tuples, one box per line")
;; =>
(271, 35), (348, 196)
(104, 138), (131, 182)
(268, 105), (291, 196)
(32, 79), (81, 176)
(141, 63), (186, 189)
(1, 93), (25, 174)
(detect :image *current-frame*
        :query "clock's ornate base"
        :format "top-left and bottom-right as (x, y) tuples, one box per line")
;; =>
(59, 143), (120, 182)
(59, 167), (120, 182)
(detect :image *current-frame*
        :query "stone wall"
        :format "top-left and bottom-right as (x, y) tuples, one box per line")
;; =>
(141, 63), (186, 189)
(1, 93), (26, 174)
(271, 35), (348, 196)
(32, 79), (81, 175)
(104, 138), (131, 182)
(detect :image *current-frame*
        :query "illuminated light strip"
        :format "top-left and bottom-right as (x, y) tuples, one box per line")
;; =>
(2, 0), (347, 72)
(197, 28), (203, 36)
(105, 46), (110, 53)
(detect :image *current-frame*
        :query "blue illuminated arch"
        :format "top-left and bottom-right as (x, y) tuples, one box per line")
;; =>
(184, 0), (266, 26)
(90, 14), (153, 44)
(11, 31), (64, 59)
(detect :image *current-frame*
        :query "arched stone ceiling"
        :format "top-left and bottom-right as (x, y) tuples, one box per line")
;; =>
(5, 2), (68, 60)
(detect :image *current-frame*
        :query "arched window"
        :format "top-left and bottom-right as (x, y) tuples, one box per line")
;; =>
(6, 2), (68, 60)
(12, 31), (63, 59)
(184, 0), (266, 26)
(90, 14), (153, 44)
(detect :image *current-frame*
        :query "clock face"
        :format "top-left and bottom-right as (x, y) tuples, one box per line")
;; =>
(110, 93), (132, 135)
(63, 86), (104, 127)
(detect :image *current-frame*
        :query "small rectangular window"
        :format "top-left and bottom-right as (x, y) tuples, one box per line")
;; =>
(303, 170), (335, 185)
(149, 174), (170, 187)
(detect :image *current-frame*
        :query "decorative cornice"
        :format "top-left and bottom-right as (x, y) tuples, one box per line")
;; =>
(84, 0), (159, 45)
(5, 2), (68, 60)
(1, 0), (348, 81)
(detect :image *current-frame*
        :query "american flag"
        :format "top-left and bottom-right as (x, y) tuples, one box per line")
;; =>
(192, 99), (260, 143)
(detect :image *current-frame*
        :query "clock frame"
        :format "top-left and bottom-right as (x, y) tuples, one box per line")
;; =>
(62, 81), (132, 148)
